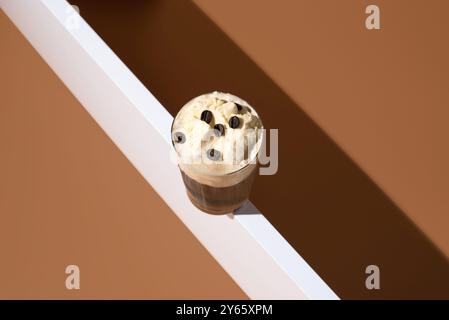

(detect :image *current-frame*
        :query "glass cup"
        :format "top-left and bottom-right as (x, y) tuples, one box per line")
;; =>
(171, 92), (263, 215)
(177, 161), (259, 215)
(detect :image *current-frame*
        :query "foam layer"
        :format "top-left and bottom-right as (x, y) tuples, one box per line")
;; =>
(172, 92), (263, 180)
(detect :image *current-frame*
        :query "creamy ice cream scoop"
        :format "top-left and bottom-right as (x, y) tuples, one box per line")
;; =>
(172, 92), (263, 177)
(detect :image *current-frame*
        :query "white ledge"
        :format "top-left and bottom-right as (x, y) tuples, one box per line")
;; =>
(1, 0), (338, 300)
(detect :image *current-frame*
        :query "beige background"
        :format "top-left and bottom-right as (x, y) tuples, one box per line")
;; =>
(0, 10), (246, 299)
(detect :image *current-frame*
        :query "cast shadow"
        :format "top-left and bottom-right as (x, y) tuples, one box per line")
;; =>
(75, 0), (449, 298)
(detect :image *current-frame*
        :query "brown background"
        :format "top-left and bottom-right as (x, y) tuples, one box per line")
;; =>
(0, 10), (246, 299)
(1, 0), (449, 299)
(194, 0), (449, 260)
(70, 0), (449, 299)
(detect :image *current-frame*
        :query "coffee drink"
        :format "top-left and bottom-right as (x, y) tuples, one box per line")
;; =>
(171, 92), (263, 215)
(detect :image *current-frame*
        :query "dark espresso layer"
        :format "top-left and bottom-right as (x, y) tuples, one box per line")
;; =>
(180, 169), (256, 214)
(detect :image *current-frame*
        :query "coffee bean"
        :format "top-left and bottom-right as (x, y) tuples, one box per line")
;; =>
(229, 116), (240, 129)
(173, 132), (186, 144)
(200, 110), (213, 124)
(213, 124), (225, 137)
(206, 148), (221, 161)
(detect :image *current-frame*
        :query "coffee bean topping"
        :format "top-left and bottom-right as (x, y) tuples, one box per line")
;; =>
(213, 124), (225, 137)
(229, 116), (240, 129)
(200, 110), (213, 124)
(173, 132), (186, 144)
(206, 148), (221, 161)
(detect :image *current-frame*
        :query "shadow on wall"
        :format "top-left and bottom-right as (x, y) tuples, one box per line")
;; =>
(74, 0), (449, 299)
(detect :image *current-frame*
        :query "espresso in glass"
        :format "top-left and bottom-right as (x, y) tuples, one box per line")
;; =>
(171, 92), (263, 215)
